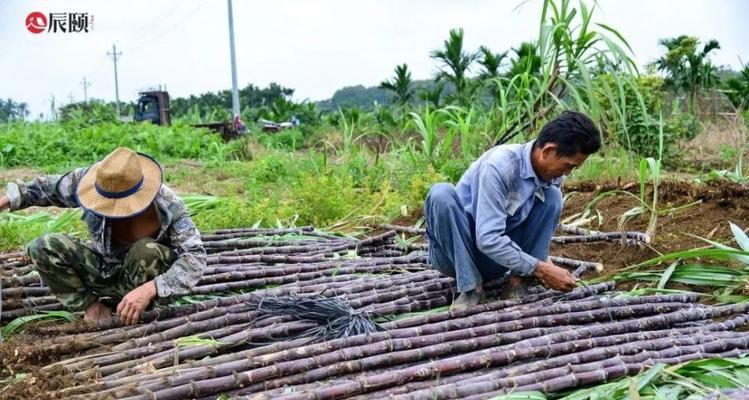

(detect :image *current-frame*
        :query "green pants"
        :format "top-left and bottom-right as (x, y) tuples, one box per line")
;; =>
(27, 234), (176, 311)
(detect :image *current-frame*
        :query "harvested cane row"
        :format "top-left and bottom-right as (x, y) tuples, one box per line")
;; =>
(0, 229), (423, 320)
(7, 282), (749, 400)
(0, 225), (603, 320)
(2, 226), (742, 400)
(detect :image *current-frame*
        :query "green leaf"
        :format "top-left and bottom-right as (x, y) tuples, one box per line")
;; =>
(1, 311), (77, 337)
(657, 261), (679, 289)
(489, 392), (547, 400)
(729, 222), (749, 252)
(637, 363), (667, 391)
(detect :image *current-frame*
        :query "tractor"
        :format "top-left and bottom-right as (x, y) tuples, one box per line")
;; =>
(134, 91), (242, 140)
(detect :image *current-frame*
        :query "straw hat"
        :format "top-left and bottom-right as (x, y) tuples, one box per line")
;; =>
(76, 147), (163, 218)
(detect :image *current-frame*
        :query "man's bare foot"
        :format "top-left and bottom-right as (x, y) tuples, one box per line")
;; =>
(84, 301), (112, 322)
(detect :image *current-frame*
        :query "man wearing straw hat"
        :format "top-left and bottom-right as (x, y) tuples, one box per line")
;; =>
(0, 147), (207, 325)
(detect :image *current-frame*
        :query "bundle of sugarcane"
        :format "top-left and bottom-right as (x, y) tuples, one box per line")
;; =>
(1, 228), (655, 400)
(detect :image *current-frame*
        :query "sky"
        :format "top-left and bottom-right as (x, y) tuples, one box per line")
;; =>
(1, 0), (748, 118)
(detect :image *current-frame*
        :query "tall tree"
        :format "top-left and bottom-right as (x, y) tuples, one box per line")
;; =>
(431, 28), (479, 106)
(0, 98), (29, 122)
(419, 81), (446, 109)
(477, 46), (508, 81)
(379, 63), (415, 107)
(724, 65), (749, 109)
(653, 35), (721, 113)
(507, 41), (542, 77)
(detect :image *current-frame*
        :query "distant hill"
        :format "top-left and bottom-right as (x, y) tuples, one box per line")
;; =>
(317, 79), (455, 111)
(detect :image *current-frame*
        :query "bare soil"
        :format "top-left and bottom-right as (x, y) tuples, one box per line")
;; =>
(553, 179), (749, 278)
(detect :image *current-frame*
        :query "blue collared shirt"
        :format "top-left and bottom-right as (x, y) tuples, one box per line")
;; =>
(455, 140), (562, 276)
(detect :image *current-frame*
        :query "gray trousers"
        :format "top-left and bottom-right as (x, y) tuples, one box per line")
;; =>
(423, 183), (562, 292)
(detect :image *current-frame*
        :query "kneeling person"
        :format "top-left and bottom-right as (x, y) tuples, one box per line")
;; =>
(424, 111), (601, 307)
(0, 147), (207, 324)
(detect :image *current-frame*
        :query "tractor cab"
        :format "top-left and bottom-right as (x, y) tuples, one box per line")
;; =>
(134, 91), (171, 126)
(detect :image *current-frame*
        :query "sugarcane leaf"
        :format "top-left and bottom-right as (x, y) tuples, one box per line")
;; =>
(1, 311), (77, 337)
(637, 363), (667, 391)
(729, 222), (749, 252)
(657, 261), (679, 289)
(690, 234), (749, 265)
(652, 384), (683, 400)
(488, 392), (547, 400)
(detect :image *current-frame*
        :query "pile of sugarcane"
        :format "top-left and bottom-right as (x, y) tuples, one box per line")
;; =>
(0, 226), (604, 321)
(5, 281), (748, 400)
(0, 227), (429, 320)
(4, 225), (739, 400)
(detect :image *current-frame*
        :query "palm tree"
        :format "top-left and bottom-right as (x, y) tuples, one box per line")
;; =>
(653, 35), (721, 113)
(430, 28), (478, 106)
(0, 98), (29, 122)
(507, 41), (542, 77)
(379, 63), (415, 107)
(477, 46), (508, 81)
(477, 45), (508, 99)
(724, 66), (749, 109)
(419, 81), (446, 109)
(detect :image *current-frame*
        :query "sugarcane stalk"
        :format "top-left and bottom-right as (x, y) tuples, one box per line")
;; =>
(1, 273), (43, 286)
(383, 281), (615, 330)
(549, 256), (603, 277)
(1, 302), (65, 319)
(303, 231), (397, 257)
(375, 224), (426, 236)
(0, 251), (27, 261)
(1, 286), (51, 297)
(206, 242), (349, 256)
(2, 295), (59, 310)
(200, 227), (315, 241)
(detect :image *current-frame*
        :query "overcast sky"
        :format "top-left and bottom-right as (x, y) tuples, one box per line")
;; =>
(1, 0), (748, 118)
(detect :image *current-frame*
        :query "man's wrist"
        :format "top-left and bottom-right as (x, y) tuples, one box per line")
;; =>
(533, 261), (548, 279)
(144, 280), (158, 298)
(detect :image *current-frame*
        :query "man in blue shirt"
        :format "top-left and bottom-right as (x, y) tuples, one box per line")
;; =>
(424, 111), (601, 307)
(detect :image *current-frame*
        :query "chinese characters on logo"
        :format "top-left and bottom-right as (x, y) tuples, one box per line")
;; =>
(26, 12), (94, 34)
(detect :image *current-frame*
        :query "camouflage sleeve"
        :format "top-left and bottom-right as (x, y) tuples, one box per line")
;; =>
(5, 168), (87, 210)
(153, 203), (207, 297)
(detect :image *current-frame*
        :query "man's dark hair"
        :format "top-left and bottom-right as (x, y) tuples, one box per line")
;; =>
(535, 111), (601, 156)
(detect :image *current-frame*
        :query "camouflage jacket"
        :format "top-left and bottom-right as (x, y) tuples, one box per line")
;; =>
(5, 168), (207, 298)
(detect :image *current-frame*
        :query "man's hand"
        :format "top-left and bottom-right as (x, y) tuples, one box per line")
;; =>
(533, 261), (577, 292)
(117, 280), (157, 325)
(0, 196), (10, 212)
